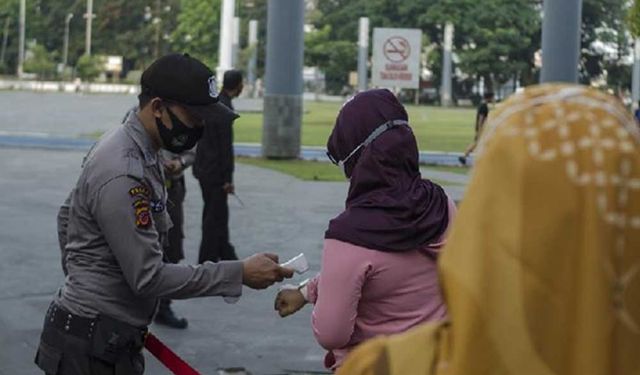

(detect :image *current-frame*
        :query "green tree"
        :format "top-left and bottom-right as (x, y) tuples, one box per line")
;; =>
(0, 0), (61, 74)
(581, 0), (630, 86)
(0, 0), (182, 76)
(25, 0), (80, 61)
(427, 0), (540, 91)
(3, 0), (92, 73)
(171, 0), (220, 69)
(6, 0), (632, 91)
(76, 53), (103, 81)
(309, 0), (543, 94)
(310, 0), (439, 93)
(304, 25), (356, 94)
(629, 0), (640, 37)
(92, 0), (180, 71)
(23, 43), (56, 78)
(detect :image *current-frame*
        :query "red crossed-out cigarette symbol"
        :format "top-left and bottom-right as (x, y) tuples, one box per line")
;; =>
(383, 36), (411, 63)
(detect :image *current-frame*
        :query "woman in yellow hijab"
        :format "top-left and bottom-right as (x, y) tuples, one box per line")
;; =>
(338, 84), (640, 375)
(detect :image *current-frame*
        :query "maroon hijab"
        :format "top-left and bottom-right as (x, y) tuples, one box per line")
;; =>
(325, 89), (449, 252)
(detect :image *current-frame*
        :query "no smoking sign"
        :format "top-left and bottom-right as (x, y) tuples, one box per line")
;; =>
(383, 36), (411, 63)
(372, 28), (422, 89)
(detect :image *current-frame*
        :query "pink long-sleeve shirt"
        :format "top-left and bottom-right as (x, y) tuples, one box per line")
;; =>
(305, 197), (456, 370)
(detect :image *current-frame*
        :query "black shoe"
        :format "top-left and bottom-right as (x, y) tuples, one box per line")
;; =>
(154, 304), (188, 329)
(458, 156), (467, 166)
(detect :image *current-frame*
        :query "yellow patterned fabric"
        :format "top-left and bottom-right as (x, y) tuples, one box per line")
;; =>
(338, 84), (640, 375)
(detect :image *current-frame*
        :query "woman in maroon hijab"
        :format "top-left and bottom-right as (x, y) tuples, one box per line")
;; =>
(275, 89), (456, 371)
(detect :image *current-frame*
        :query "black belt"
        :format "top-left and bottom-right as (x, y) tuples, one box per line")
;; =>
(44, 302), (147, 343)
(45, 302), (98, 340)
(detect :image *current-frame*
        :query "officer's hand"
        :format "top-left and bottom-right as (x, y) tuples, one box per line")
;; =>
(163, 159), (182, 175)
(274, 288), (306, 317)
(242, 253), (294, 290)
(223, 183), (235, 195)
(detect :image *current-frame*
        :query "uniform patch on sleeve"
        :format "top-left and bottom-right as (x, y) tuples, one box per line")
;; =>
(132, 198), (151, 229)
(129, 185), (151, 198)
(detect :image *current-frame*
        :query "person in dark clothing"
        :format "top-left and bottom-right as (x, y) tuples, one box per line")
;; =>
(155, 149), (195, 329)
(459, 92), (494, 166)
(194, 70), (244, 263)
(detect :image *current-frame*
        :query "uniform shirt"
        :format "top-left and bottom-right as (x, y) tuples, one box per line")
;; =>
(55, 109), (243, 328)
(476, 102), (489, 132)
(193, 92), (235, 185)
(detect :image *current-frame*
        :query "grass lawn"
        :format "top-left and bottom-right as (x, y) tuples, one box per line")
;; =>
(84, 101), (476, 153)
(237, 156), (346, 182)
(237, 157), (469, 184)
(424, 165), (470, 175)
(235, 101), (476, 152)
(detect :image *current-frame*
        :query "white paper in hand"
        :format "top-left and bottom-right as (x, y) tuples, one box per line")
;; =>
(278, 284), (298, 291)
(280, 253), (309, 274)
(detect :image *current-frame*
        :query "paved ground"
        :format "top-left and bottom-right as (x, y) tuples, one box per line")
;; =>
(0, 91), (468, 374)
(0, 148), (345, 374)
(0, 91), (263, 138)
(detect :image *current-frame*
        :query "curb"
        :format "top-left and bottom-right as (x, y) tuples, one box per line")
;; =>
(0, 134), (474, 167)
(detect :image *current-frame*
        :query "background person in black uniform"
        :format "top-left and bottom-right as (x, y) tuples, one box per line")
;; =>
(194, 70), (243, 263)
(155, 149), (195, 329)
(459, 91), (494, 166)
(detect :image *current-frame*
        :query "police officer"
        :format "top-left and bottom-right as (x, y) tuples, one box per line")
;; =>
(194, 69), (243, 263)
(36, 53), (293, 375)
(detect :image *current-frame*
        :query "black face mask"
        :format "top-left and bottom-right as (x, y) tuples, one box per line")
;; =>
(155, 106), (203, 153)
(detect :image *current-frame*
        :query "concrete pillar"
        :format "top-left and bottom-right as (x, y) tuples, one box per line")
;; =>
(216, 0), (234, 85)
(633, 38), (640, 108)
(17, 0), (25, 77)
(231, 16), (240, 67)
(247, 19), (258, 97)
(440, 22), (454, 106)
(85, 0), (93, 55)
(540, 0), (583, 83)
(262, 0), (304, 159)
(357, 17), (369, 92)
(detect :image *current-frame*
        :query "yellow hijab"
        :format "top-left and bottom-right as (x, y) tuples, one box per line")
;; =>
(338, 84), (640, 375)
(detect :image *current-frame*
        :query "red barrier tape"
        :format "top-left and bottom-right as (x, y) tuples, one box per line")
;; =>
(144, 332), (201, 375)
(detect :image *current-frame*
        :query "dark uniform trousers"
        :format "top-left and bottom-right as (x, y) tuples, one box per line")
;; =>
(159, 176), (186, 312)
(165, 176), (186, 264)
(198, 177), (235, 263)
(35, 303), (145, 375)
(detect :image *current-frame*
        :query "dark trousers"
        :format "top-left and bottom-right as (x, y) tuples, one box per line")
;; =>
(197, 178), (236, 263)
(35, 306), (144, 375)
(159, 177), (186, 311)
(165, 177), (186, 264)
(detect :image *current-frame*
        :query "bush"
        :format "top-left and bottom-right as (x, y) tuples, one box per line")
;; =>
(23, 44), (57, 79)
(76, 54), (104, 82)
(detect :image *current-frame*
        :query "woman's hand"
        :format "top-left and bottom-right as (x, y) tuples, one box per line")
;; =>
(275, 288), (307, 317)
